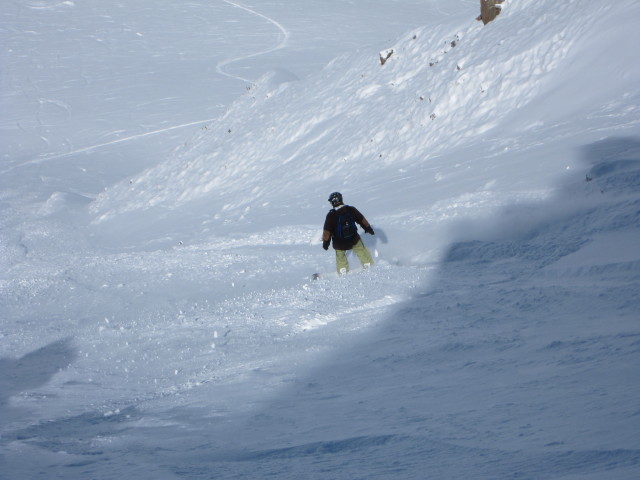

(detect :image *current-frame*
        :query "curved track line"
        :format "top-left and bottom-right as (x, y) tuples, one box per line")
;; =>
(2, 118), (219, 174)
(216, 0), (290, 84)
(7, 2), (289, 172)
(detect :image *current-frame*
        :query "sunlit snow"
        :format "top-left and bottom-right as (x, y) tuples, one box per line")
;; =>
(1, 0), (639, 478)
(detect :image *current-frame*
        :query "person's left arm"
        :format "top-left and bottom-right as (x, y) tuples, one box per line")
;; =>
(351, 207), (375, 235)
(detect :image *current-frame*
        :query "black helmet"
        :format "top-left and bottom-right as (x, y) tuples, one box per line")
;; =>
(328, 192), (343, 207)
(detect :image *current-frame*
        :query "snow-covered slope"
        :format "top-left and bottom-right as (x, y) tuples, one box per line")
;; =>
(1, 0), (639, 478)
(90, 0), (639, 252)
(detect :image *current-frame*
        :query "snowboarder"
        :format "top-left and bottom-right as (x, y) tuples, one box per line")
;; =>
(322, 192), (375, 275)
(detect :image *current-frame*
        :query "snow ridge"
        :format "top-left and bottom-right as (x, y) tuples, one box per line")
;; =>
(90, 0), (628, 230)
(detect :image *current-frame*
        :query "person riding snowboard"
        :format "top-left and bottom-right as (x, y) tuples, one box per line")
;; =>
(322, 192), (375, 274)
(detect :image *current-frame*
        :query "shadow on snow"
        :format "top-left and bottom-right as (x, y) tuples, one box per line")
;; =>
(199, 136), (640, 478)
(3, 137), (640, 479)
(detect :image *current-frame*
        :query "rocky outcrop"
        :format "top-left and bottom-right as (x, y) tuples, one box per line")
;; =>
(477, 0), (504, 25)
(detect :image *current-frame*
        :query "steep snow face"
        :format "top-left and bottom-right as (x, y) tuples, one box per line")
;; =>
(90, 0), (640, 248)
(0, 0), (435, 206)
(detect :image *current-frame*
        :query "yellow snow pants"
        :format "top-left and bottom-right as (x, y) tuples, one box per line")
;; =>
(335, 239), (373, 274)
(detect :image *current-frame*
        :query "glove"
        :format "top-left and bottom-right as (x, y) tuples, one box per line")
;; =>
(322, 240), (330, 250)
(365, 226), (375, 235)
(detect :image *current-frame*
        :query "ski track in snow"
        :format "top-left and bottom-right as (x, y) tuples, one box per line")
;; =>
(4, 0), (290, 173)
(216, 0), (290, 84)
(1, 118), (221, 174)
